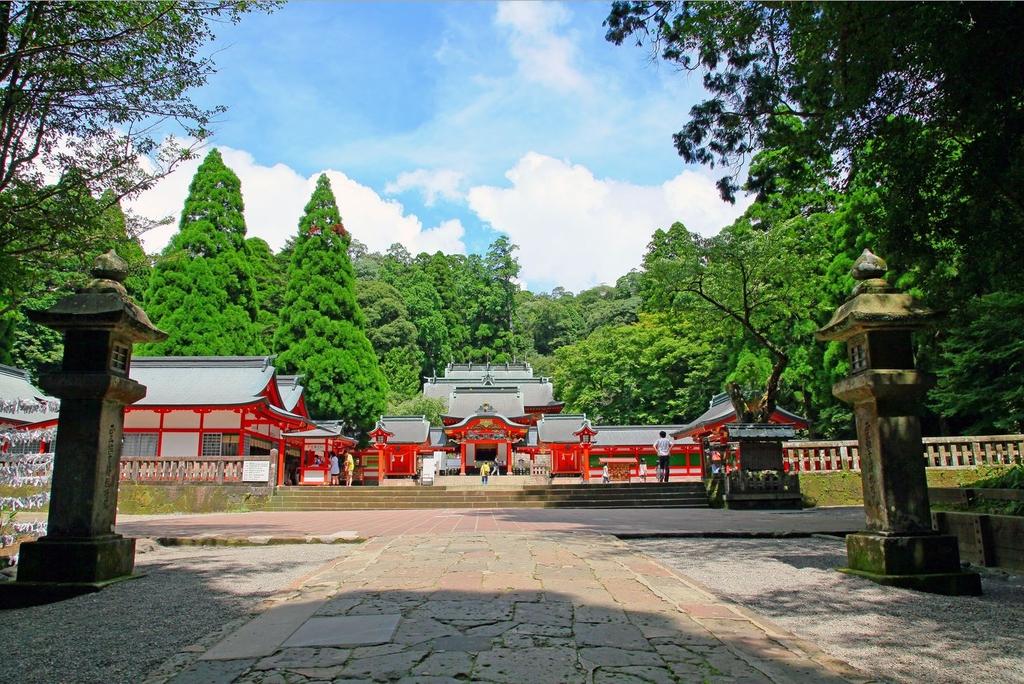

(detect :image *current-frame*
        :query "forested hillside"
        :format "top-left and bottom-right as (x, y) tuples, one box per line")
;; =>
(4, 3), (1022, 438)
(4, 132), (1019, 438)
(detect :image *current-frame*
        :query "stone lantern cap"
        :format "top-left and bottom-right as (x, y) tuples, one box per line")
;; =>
(815, 249), (936, 343)
(26, 250), (167, 343)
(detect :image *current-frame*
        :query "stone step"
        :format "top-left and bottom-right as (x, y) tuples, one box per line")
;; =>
(262, 501), (708, 510)
(270, 488), (706, 498)
(263, 481), (710, 511)
(273, 483), (705, 494)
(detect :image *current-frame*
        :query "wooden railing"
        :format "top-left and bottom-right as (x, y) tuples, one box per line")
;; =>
(119, 457), (245, 484)
(784, 434), (1024, 472)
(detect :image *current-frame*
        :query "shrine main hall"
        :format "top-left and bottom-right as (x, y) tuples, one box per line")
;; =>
(367, 362), (709, 484)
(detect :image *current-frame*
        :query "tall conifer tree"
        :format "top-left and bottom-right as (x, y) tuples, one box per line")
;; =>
(141, 149), (262, 355)
(275, 174), (388, 430)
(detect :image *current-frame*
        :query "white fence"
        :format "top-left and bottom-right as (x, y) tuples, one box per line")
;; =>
(784, 434), (1024, 472)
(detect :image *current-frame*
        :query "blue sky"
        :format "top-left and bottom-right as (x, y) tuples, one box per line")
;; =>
(132, 2), (750, 292)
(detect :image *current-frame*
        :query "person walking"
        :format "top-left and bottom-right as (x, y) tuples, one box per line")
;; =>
(480, 460), (491, 485)
(639, 460), (648, 483)
(602, 463), (610, 484)
(329, 451), (341, 486)
(654, 431), (672, 483)
(344, 451), (355, 486)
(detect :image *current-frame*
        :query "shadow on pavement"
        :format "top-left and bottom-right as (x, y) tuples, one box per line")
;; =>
(171, 586), (859, 684)
(633, 536), (1024, 684)
(0, 545), (348, 684)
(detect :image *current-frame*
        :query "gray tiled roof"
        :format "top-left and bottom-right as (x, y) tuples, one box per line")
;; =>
(536, 416), (694, 446)
(422, 377), (556, 409)
(429, 427), (448, 448)
(437, 361), (535, 381)
(130, 356), (276, 407)
(282, 425), (356, 443)
(447, 386), (525, 419)
(593, 426), (695, 447)
(0, 363), (58, 424)
(378, 416), (431, 444)
(726, 423), (797, 440)
(672, 393), (807, 438)
(536, 414), (587, 443)
(422, 381), (451, 405)
(276, 375), (305, 412)
(442, 413), (532, 431)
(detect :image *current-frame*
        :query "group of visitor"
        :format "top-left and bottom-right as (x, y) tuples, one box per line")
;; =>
(327, 450), (356, 486)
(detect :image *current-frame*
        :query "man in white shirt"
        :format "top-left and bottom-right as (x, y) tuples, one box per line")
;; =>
(653, 431), (672, 483)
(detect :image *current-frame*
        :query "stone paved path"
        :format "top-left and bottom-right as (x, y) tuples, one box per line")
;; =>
(118, 506), (864, 541)
(165, 533), (873, 684)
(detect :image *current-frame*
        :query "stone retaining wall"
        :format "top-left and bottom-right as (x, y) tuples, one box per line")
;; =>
(116, 483), (274, 514)
(798, 466), (1011, 507)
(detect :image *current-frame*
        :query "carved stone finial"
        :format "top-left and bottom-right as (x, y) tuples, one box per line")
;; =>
(848, 248), (891, 295)
(851, 248), (887, 281)
(91, 249), (129, 282)
(84, 249), (129, 296)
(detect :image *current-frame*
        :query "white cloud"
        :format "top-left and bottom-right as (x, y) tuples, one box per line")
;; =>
(128, 146), (466, 256)
(384, 168), (465, 206)
(466, 152), (752, 293)
(495, 2), (585, 92)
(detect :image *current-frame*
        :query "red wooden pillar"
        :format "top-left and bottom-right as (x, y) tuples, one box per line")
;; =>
(196, 410), (206, 457)
(276, 437), (286, 486)
(582, 444), (591, 481)
(237, 412), (247, 457)
(460, 441), (467, 475)
(156, 410), (166, 458)
(376, 444), (386, 483)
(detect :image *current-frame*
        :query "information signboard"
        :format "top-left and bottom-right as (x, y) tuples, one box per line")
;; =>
(242, 460), (271, 483)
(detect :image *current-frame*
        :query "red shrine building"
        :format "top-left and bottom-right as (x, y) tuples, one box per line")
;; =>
(2, 357), (809, 487)
(365, 362), (707, 484)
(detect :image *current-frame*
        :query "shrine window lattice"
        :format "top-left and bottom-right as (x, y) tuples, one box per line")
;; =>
(122, 432), (158, 458)
(201, 432), (239, 457)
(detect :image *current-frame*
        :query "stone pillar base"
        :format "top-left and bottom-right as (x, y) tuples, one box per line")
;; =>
(15, 534), (136, 584)
(0, 573), (142, 609)
(842, 531), (981, 596)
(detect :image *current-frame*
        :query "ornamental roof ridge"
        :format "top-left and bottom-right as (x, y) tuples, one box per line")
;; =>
(131, 355), (277, 369)
(596, 424), (689, 430)
(0, 362), (31, 381)
(451, 385), (522, 394)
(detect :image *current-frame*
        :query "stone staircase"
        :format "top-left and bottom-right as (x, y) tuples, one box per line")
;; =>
(262, 482), (709, 511)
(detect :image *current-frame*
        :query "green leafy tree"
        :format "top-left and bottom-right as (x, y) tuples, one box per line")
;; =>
(642, 219), (824, 422)
(141, 149), (262, 355)
(357, 280), (425, 401)
(247, 236), (285, 353)
(519, 293), (584, 356)
(274, 174), (388, 430)
(605, 2), (1024, 203)
(2, 188), (149, 376)
(930, 293), (1024, 434)
(0, 2), (273, 315)
(553, 314), (722, 424)
(386, 396), (447, 427)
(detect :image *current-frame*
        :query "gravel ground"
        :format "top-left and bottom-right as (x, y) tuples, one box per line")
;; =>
(2, 542), (353, 684)
(632, 536), (1024, 684)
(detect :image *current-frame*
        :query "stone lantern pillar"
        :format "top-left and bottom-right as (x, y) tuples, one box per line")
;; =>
(4, 251), (166, 606)
(816, 249), (980, 595)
